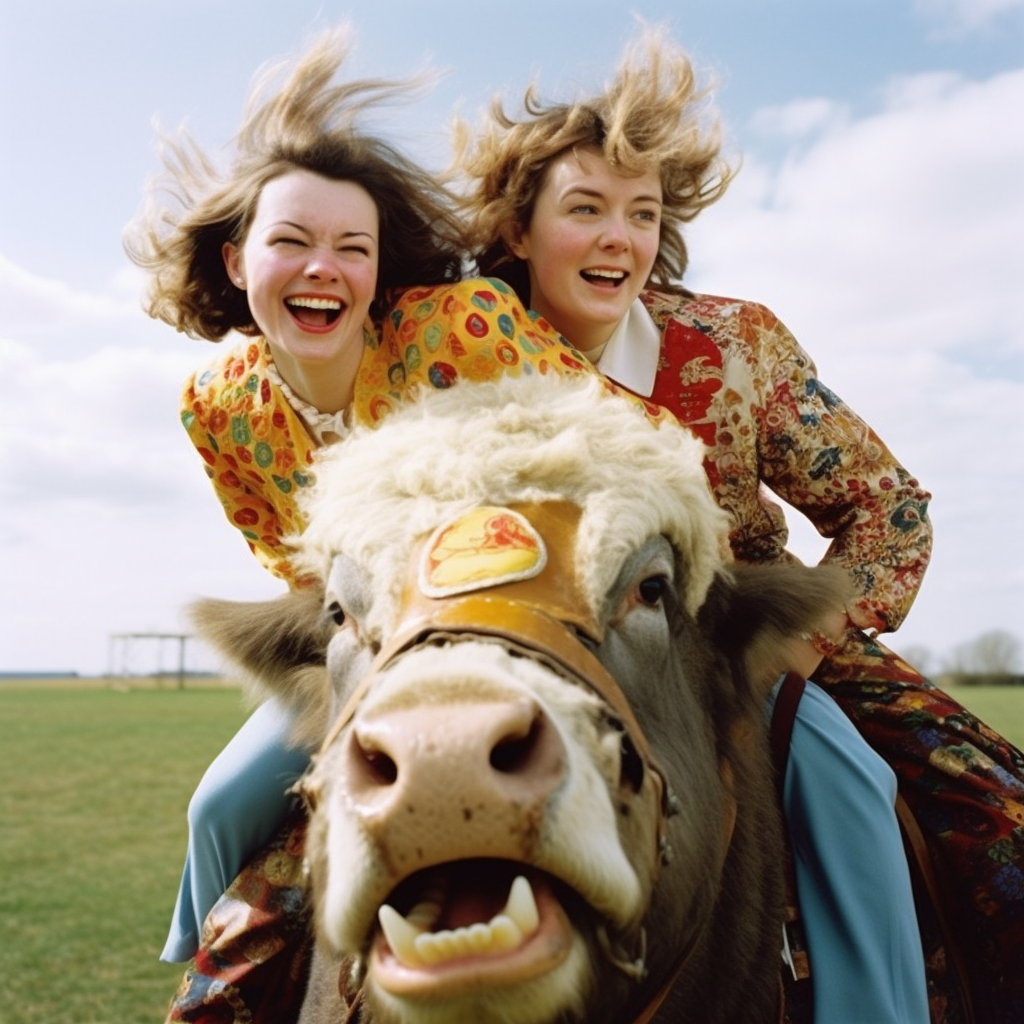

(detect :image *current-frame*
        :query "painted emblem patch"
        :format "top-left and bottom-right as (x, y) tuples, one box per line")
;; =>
(419, 506), (547, 598)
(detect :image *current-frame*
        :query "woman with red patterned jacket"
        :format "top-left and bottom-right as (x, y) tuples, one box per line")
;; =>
(453, 26), (1023, 1024)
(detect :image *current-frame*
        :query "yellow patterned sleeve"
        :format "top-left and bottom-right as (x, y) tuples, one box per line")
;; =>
(179, 341), (319, 588)
(353, 278), (671, 427)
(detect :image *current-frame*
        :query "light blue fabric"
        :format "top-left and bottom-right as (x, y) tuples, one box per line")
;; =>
(160, 697), (312, 962)
(771, 678), (930, 1024)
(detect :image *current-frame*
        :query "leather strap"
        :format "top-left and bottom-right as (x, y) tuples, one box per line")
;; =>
(895, 792), (977, 1024)
(770, 672), (805, 801)
(769, 673), (813, 998)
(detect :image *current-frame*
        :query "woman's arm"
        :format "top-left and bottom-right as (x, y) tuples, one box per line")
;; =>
(752, 307), (932, 634)
(180, 346), (317, 587)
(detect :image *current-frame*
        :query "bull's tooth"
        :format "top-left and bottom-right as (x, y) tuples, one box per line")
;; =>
(406, 895), (442, 930)
(413, 921), (516, 964)
(504, 876), (540, 935)
(388, 878), (539, 969)
(465, 922), (492, 954)
(378, 904), (425, 967)
(487, 914), (524, 952)
(415, 929), (454, 964)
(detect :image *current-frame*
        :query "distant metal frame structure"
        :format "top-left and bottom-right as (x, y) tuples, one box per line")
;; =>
(108, 632), (192, 689)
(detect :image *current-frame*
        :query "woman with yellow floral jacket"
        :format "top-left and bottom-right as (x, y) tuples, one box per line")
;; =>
(128, 28), (642, 976)
(180, 279), (626, 588)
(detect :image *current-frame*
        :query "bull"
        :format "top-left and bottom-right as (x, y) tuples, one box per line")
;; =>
(193, 374), (849, 1024)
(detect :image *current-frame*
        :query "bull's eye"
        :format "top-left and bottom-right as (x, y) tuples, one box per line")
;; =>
(326, 600), (346, 627)
(637, 575), (669, 608)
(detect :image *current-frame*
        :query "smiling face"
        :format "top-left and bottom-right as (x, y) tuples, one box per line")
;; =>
(509, 148), (662, 353)
(223, 168), (379, 412)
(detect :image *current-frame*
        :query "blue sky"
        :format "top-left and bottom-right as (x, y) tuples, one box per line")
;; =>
(1, 0), (1022, 675)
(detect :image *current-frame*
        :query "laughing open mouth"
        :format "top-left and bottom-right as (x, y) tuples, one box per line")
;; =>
(580, 269), (627, 287)
(286, 295), (345, 328)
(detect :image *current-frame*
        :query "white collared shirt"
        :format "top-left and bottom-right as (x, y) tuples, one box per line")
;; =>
(591, 298), (661, 397)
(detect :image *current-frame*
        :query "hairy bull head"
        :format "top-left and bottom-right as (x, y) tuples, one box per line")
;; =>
(192, 375), (851, 1024)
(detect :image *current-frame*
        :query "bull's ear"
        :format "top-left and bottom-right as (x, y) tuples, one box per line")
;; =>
(701, 563), (854, 692)
(188, 588), (333, 730)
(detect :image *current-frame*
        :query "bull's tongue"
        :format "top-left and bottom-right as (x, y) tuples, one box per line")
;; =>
(378, 875), (540, 968)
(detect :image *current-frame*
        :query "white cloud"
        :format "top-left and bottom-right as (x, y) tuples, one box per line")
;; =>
(0, 329), (283, 676)
(686, 66), (1024, 663)
(0, 254), (142, 337)
(691, 68), (1024, 368)
(0, 338), (206, 506)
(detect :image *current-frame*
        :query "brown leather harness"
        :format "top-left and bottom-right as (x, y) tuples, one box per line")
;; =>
(314, 501), (748, 1024)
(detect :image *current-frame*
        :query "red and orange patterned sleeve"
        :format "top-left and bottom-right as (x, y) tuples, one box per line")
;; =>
(642, 290), (931, 633)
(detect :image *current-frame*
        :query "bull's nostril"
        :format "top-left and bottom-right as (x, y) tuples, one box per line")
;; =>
(361, 745), (398, 785)
(620, 733), (646, 793)
(490, 717), (542, 775)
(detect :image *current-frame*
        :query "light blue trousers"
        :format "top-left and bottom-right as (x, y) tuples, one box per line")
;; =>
(164, 682), (930, 1024)
(160, 697), (311, 962)
(773, 678), (930, 1024)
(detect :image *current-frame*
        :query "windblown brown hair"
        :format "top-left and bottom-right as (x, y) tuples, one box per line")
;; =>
(125, 27), (465, 341)
(453, 26), (736, 297)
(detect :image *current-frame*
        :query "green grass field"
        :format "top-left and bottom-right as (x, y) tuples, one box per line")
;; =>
(0, 684), (249, 1024)
(1, 680), (1021, 1023)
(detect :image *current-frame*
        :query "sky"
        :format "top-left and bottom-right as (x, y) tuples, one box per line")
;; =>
(1, 0), (1022, 677)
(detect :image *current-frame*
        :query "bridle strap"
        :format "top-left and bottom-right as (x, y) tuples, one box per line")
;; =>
(314, 593), (669, 886)
(312, 496), (747, 1022)
(318, 594), (657, 770)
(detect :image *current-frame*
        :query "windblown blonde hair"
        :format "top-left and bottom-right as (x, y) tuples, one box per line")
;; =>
(125, 27), (465, 341)
(453, 27), (736, 294)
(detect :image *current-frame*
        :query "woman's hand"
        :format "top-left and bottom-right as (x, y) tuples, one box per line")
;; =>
(786, 607), (851, 679)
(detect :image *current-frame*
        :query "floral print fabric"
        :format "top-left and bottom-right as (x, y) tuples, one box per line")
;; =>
(165, 812), (311, 1024)
(639, 289), (931, 633)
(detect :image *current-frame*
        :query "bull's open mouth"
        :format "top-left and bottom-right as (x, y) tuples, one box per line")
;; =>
(370, 860), (576, 995)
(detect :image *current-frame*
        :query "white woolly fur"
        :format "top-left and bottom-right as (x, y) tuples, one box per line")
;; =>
(296, 375), (733, 641)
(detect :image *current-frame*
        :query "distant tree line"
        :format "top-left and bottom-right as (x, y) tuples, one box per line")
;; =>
(898, 629), (1024, 687)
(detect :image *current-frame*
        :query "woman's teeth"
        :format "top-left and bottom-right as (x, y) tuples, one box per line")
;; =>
(286, 296), (342, 311)
(286, 295), (343, 326)
(581, 269), (626, 284)
(378, 875), (541, 968)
